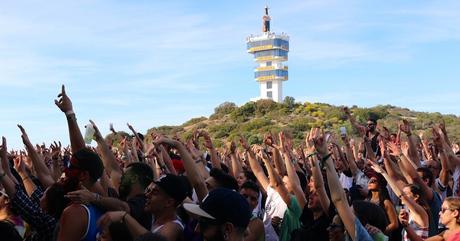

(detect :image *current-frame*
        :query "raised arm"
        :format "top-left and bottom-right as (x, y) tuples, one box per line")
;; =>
(154, 136), (208, 202)
(240, 136), (269, 191)
(228, 141), (242, 178)
(311, 128), (358, 240)
(343, 107), (367, 136)
(90, 120), (122, 189)
(0, 137), (18, 197)
(387, 140), (433, 202)
(54, 85), (85, 153)
(279, 132), (307, 208)
(127, 123), (146, 153)
(369, 162), (428, 229)
(18, 125), (55, 188)
(258, 147), (291, 206)
(200, 130), (221, 170)
(400, 120), (421, 167)
(307, 129), (331, 214)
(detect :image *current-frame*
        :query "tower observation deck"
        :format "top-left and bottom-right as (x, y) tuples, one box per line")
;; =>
(246, 6), (289, 103)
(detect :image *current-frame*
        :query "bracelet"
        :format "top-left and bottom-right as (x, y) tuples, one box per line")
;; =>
(94, 193), (101, 202)
(22, 175), (31, 181)
(65, 110), (75, 116)
(306, 152), (317, 158)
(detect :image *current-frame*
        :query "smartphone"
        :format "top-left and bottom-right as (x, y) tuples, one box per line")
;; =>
(340, 127), (347, 137)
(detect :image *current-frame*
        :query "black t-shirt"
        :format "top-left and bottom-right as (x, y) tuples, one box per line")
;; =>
(291, 204), (336, 241)
(128, 195), (152, 230)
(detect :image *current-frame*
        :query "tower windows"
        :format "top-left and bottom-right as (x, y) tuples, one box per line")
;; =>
(267, 81), (272, 89)
(267, 91), (272, 98)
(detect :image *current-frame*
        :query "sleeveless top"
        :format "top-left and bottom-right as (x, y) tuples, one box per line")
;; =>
(80, 204), (104, 241)
(152, 219), (184, 233)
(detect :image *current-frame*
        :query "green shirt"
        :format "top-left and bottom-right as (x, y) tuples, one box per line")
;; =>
(279, 196), (302, 241)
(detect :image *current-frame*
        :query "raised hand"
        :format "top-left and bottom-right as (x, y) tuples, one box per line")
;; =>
(50, 141), (62, 159)
(89, 120), (104, 142)
(54, 85), (73, 113)
(200, 130), (214, 149)
(310, 128), (328, 156)
(387, 141), (402, 157)
(0, 137), (7, 173)
(369, 160), (384, 174)
(227, 140), (237, 154)
(264, 132), (276, 147)
(152, 136), (181, 147)
(109, 123), (117, 135)
(239, 136), (250, 151)
(399, 119), (412, 136)
(13, 153), (26, 174)
(18, 124), (33, 147)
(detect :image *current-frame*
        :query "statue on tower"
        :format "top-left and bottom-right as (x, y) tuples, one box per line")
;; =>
(262, 6), (271, 32)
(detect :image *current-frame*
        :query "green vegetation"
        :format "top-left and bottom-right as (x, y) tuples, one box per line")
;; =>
(119, 97), (460, 147)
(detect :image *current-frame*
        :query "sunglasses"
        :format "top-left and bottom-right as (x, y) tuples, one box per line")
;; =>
(441, 207), (455, 214)
(369, 179), (378, 184)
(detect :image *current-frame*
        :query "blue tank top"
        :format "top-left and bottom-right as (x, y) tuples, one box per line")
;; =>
(80, 204), (104, 241)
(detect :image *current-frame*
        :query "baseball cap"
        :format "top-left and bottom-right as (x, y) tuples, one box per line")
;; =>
(183, 188), (251, 228)
(154, 174), (189, 204)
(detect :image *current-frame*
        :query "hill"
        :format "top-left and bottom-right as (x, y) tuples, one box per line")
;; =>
(108, 97), (460, 147)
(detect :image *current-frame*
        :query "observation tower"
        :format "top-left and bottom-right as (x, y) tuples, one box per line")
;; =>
(247, 6), (289, 103)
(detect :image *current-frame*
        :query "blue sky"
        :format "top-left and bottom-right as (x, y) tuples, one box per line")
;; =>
(1, 0), (459, 149)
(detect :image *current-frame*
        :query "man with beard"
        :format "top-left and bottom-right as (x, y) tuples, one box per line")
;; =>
(183, 188), (251, 241)
(343, 107), (380, 156)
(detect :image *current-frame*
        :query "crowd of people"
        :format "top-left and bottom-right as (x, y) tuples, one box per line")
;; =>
(1, 85), (460, 241)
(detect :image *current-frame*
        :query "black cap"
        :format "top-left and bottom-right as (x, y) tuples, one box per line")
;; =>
(183, 188), (251, 228)
(72, 148), (104, 182)
(154, 174), (188, 204)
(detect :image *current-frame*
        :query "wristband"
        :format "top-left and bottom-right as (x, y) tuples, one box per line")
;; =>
(65, 110), (75, 116)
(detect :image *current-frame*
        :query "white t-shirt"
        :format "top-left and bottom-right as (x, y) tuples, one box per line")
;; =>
(453, 166), (460, 197)
(263, 186), (287, 241)
(339, 172), (353, 190)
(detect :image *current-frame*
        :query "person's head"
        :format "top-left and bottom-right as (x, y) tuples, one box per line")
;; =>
(282, 175), (293, 193)
(403, 184), (429, 210)
(40, 178), (79, 219)
(439, 197), (460, 227)
(367, 118), (377, 132)
(66, 148), (104, 185)
(307, 190), (322, 212)
(417, 167), (435, 187)
(119, 162), (154, 200)
(236, 171), (256, 188)
(240, 181), (259, 210)
(352, 200), (388, 232)
(144, 174), (188, 215)
(328, 215), (345, 241)
(367, 172), (386, 192)
(184, 188), (251, 241)
(97, 221), (133, 241)
(206, 168), (239, 191)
